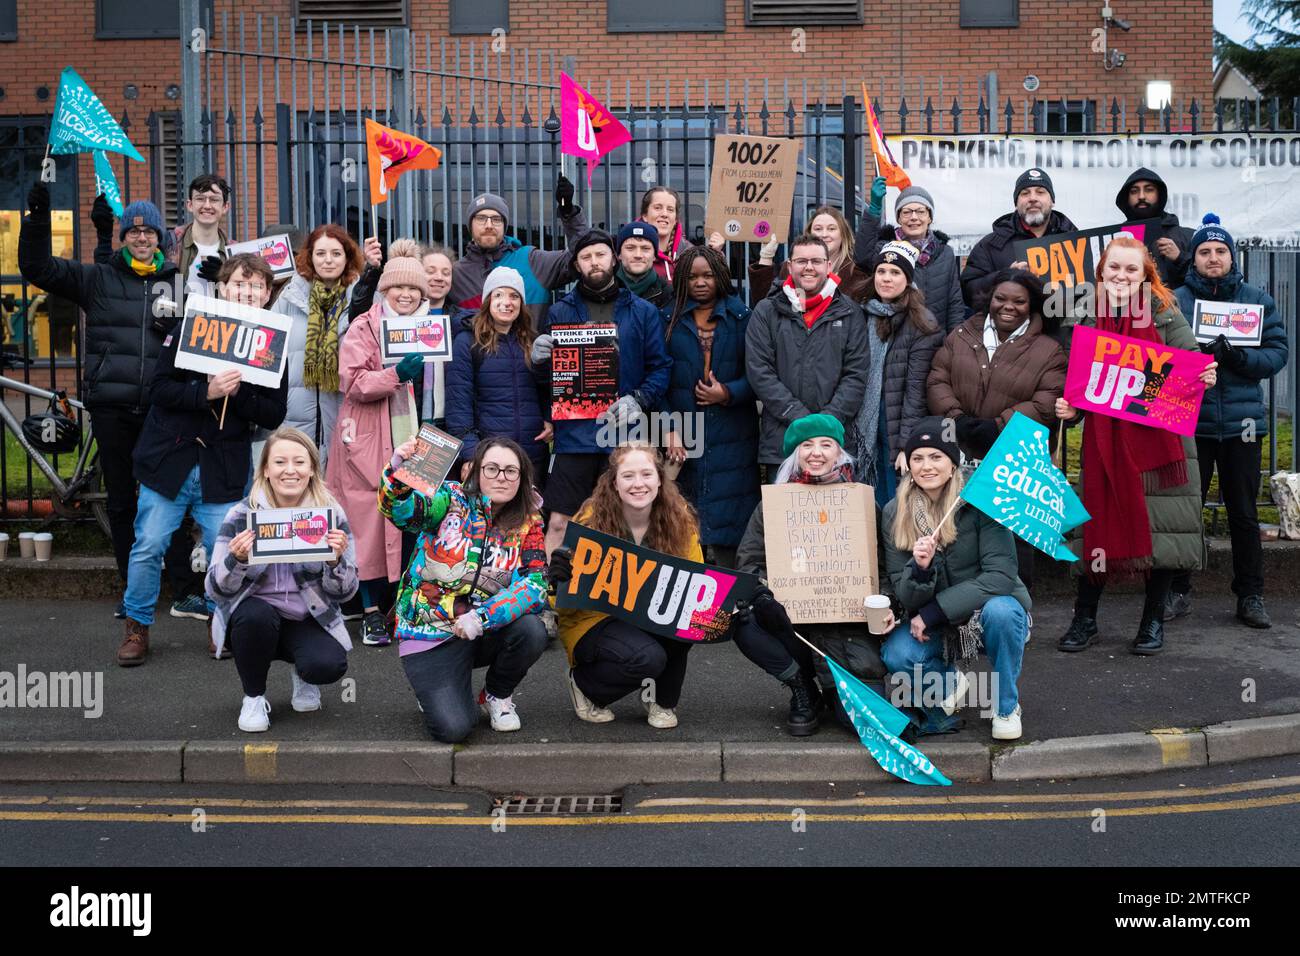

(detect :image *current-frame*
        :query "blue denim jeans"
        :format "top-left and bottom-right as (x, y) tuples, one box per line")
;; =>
(123, 466), (237, 626)
(880, 595), (1028, 718)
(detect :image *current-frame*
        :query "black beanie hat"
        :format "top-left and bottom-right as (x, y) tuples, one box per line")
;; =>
(904, 416), (961, 468)
(1013, 167), (1055, 203)
(570, 228), (616, 267)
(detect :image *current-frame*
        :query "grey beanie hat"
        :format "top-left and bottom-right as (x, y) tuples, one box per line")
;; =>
(895, 185), (935, 219)
(466, 192), (509, 228)
(482, 266), (525, 302)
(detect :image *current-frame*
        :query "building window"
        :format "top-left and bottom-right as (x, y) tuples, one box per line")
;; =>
(294, 1), (408, 28)
(450, 0), (508, 35)
(608, 0), (725, 32)
(1034, 100), (1095, 134)
(96, 0), (180, 39)
(0, 0), (17, 41)
(960, 0), (1019, 28)
(747, 0), (862, 26)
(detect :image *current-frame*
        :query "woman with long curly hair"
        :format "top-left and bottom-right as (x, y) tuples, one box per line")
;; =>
(1056, 235), (1218, 656)
(548, 443), (702, 728)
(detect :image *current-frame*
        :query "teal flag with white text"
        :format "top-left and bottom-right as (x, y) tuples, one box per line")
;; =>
(49, 66), (144, 160)
(93, 151), (123, 215)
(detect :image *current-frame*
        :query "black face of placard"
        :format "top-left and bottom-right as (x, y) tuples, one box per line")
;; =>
(393, 423), (463, 496)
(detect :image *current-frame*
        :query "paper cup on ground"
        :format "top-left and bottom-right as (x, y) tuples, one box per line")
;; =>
(864, 594), (894, 634)
(33, 532), (54, 561)
(0, 533), (9, 560)
(18, 532), (36, 558)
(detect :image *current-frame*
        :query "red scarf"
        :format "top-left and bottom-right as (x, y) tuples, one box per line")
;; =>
(1081, 292), (1188, 581)
(782, 272), (842, 329)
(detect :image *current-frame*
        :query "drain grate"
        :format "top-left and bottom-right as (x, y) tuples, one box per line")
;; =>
(495, 794), (623, 815)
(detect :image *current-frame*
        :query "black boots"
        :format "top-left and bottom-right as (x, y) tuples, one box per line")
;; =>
(1057, 614), (1099, 652)
(1237, 595), (1272, 629)
(781, 671), (824, 737)
(1131, 617), (1164, 655)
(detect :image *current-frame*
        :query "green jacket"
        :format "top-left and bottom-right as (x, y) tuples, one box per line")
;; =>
(881, 499), (1030, 628)
(1060, 302), (1206, 573)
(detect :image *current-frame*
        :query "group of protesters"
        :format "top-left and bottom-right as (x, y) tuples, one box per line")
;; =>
(17, 154), (1286, 745)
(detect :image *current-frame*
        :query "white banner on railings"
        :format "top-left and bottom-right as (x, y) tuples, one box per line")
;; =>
(882, 133), (1300, 253)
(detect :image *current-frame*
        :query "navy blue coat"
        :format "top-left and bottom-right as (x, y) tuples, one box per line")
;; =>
(445, 313), (551, 471)
(659, 295), (761, 548)
(1176, 268), (1288, 441)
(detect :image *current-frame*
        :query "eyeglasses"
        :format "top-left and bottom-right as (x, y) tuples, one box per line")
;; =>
(124, 227), (155, 240)
(480, 463), (521, 481)
(790, 257), (828, 268)
(898, 207), (930, 219)
(473, 214), (505, 226)
(229, 280), (268, 294)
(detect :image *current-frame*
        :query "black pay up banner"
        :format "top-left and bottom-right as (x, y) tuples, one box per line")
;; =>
(174, 294), (292, 389)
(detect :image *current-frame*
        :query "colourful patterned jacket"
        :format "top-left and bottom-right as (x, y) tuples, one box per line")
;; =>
(378, 468), (547, 646)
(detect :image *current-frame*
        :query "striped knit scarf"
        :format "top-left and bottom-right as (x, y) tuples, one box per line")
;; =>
(304, 280), (343, 393)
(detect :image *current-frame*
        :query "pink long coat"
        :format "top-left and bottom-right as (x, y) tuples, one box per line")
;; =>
(325, 302), (414, 582)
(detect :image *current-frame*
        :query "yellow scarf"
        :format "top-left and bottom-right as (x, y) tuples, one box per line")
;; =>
(122, 248), (164, 277)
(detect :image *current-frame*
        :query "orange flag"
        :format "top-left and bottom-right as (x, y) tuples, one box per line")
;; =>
(862, 84), (911, 190)
(365, 118), (441, 206)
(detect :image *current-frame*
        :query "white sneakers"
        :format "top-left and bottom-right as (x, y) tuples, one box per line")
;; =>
(644, 701), (678, 729)
(238, 695), (271, 733)
(941, 669), (971, 717)
(480, 690), (521, 732)
(991, 704), (1023, 740)
(568, 671), (614, 723)
(291, 671), (321, 713)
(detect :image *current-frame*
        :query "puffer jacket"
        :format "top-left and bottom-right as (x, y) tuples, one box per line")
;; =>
(1176, 267), (1288, 441)
(1061, 302), (1206, 572)
(19, 210), (180, 411)
(960, 209), (1080, 309)
(1114, 167), (1195, 289)
(927, 313), (1067, 460)
(745, 287), (872, 464)
(445, 311), (550, 471)
(659, 294), (760, 548)
(854, 215), (966, 331)
(872, 302), (945, 462)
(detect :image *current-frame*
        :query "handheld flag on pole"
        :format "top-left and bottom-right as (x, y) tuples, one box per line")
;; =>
(861, 83), (911, 190)
(365, 118), (442, 207)
(92, 150), (124, 216)
(49, 67), (144, 161)
(560, 73), (632, 187)
(960, 411), (1090, 561)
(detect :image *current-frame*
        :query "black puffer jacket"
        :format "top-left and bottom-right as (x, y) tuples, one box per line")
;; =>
(1114, 167), (1195, 289)
(959, 209), (1079, 309)
(19, 211), (179, 411)
(873, 303), (944, 462)
(853, 214), (966, 332)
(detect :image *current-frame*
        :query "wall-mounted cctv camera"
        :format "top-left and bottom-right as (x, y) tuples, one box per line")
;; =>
(1110, 16), (1132, 31)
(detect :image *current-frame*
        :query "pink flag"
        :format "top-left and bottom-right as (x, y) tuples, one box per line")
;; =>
(560, 73), (631, 186)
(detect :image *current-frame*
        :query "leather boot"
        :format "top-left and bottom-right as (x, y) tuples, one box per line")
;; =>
(117, 619), (150, 667)
(1131, 616), (1164, 655)
(1057, 614), (1099, 652)
(781, 671), (823, 737)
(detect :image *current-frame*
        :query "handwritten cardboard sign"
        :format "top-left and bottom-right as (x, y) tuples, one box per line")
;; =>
(557, 523), (760, 644)
(226, 234), (295, 282)
(760, 482), (878, 625)
(551, 323), (618, 420)
(704, 133), (801, 245)
(1064, 325), (1212, 436)
(379, 313), (453, 363)
(1014, 221), (1151, 287)
(175, 294), (291, 389)
(247, 506), (335, 564)
(393, 422), (463, 496)
(1191, 299), (1264, 347)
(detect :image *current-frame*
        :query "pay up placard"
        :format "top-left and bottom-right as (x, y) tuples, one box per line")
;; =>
(380, 313), (453, 363)
(175, 294), (291, 389)
(1191, 300), (1264, 347)
(248, 507), (335, 564)
(1013, 220), (1153, 287)
(704, 134), (801, 245)
(761, 482), (878, 625)
(393, 422), (463, 496)
(225, 234), (295, 282)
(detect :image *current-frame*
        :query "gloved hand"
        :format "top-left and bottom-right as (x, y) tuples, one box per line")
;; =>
(956, 416), (999, 456)
(548, 548), (573, 588)
(751, 588), (795, 638)
(197, 254), (224, 284)
(530, 333), (554, 364)
(555, 174), (575, 214)
(867, 175), (887, 219)
(396, 353), (424, 383)
(455, 610), (484, 641)
(1211, 334), (1248, 374)
(90, 193), (116, 236)
(603, 393), (642, 428)
(27, 181), (50, 217)
(758, 236), (780, 266)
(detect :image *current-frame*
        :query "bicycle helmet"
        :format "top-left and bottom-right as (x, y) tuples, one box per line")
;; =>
(22, 404), (80, 455)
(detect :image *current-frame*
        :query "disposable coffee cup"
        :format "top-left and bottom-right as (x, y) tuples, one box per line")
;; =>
(864, 594), (894, 635)
(0, 533), (9, 560)
(33, 532), (54, 562)
(18, 532), (36, 558)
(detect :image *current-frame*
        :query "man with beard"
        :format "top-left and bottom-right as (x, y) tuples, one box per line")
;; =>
(1115, 167), (1195, 288)
(960, 167), (1078, 309)
(530, 230), (673, 554)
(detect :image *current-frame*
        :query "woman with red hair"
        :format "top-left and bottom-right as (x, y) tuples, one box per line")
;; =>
(1055, 236), (1218, 656)
(268, 223), (365, 464)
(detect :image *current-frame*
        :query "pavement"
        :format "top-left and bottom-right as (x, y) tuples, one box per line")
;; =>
(1, 591), (1298, 791)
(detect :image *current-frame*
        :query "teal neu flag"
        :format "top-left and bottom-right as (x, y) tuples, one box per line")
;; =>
(961, 411), (1089, 562)
(825, 656), (952, 786)
(93, 151), (123, 216)
(49, 66), (144, 161)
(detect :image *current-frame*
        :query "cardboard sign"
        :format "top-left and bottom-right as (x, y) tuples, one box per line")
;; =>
(704, 134), (801, 245)
(174, 294), (292, 389)
(760, 482), (878, 625)
(551, 323), (618, 420)
(247, 507), (336, 564)
(557, 523), (760, 644)
(379, 313), (453, 364)
(226, 234), (296, 282)
(1064, 325), (1212, 437)
(1013, 221), (1152, 287)
(1191, 300), (1264, 347)
(393, 422), (463, 496)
